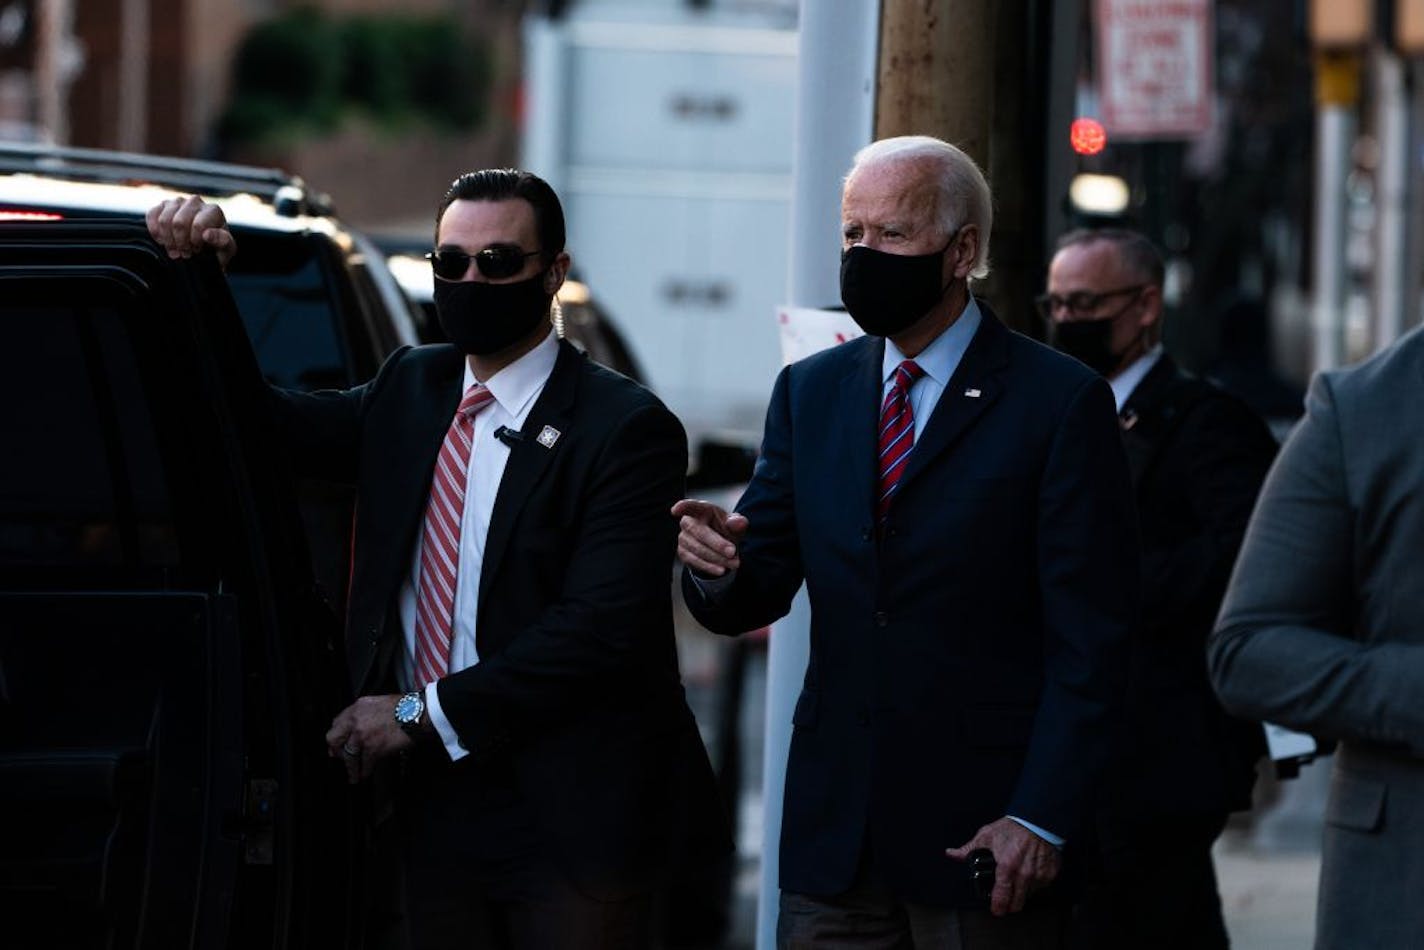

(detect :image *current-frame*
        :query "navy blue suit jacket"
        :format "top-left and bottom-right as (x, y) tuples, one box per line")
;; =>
(685, 308), (1138, 906)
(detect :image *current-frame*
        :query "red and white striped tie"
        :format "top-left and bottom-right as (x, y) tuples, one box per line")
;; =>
(413, 383), (495, 688)
(877, 359), (925, 521)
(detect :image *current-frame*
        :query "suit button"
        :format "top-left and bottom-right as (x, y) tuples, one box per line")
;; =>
(887, 527), (898, 538)
(857, 708), (870, 726)
(860, 526), (873, 541)
(874, 611), (888, 627)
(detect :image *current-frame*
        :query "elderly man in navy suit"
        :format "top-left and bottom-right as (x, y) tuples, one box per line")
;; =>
(676, 136), (1138, 948)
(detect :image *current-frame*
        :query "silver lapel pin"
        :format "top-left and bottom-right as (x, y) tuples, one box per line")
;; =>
(964, 388), (982, 398)
(536, 425), (562, 448)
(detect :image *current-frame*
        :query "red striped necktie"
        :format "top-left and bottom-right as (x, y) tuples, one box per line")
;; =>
(877, 359), (925, 521)
(413, 383), (496, 688)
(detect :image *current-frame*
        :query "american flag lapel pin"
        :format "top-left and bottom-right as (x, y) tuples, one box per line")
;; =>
(536, 425), (562, 448)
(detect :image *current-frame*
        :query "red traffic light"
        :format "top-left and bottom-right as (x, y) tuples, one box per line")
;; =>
(1070, 117), (1107, 156)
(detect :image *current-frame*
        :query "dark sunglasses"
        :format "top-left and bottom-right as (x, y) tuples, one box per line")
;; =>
(1033, 284), (1145, 320)
(427, 245), (542, 281)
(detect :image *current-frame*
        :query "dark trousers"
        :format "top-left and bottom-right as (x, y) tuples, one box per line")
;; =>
(777, 844), (1067, 950)
(395, 748), (657, 950)
(1068, 813), (1230, 950)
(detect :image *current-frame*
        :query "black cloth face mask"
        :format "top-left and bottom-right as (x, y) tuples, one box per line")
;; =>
(840, 240), (954, 337)
(1048, 317), (1120, 377)
(434, 272), (552, 356)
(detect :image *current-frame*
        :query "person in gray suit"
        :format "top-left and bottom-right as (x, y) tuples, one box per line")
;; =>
(1208, 325), (1424, 950)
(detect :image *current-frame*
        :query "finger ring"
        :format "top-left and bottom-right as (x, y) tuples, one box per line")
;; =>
(342, 743), (359, 757)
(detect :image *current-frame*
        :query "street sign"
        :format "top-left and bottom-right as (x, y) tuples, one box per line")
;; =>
(1096, 0), (1213, 139)
(777, 305), (862, 365)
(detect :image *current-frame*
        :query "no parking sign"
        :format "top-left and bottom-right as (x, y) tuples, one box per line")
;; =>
(1096, 0), (1214, 139)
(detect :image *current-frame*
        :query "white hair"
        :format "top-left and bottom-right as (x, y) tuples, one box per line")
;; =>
(848, 135), (993, 280)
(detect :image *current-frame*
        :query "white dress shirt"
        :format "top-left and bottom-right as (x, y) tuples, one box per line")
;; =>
(1110, 343), (1164, 412)
(397, 330), (560, 761)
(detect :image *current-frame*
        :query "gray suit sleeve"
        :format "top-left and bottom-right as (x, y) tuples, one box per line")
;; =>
(1207, 373), (1424, 757)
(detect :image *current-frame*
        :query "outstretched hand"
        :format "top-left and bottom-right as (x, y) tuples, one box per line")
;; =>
(671, 499), (749, 577)
(146, 195), (237, 270)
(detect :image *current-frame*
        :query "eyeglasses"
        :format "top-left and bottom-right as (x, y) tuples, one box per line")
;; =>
(1034, 284), (1145, 320)
(427, 245), (542, 281)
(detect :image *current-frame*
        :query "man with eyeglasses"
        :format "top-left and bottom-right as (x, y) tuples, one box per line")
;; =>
(675, 136), (1139, 948)
(147, 170), (728, 949)
(1041, 228), (1276, 950)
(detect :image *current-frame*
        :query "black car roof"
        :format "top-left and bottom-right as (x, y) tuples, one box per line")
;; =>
(0, 142), (335, 217)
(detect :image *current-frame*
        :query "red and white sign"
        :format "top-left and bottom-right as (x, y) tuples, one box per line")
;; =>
(1096, 0), (1213, 139)
(777, 306), (863, 365)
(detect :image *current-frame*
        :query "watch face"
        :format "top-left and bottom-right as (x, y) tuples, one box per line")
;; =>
(395, 693), (423, 723)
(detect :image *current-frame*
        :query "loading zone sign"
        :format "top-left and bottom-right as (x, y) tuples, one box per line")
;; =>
(1096, 0), (1213, 139)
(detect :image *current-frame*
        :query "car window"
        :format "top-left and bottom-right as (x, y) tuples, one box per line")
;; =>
(227, 231), (351, 391)
(0, 303), (179, 571)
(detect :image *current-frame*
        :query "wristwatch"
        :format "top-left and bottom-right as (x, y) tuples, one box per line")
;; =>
(394, 690), (426, 736)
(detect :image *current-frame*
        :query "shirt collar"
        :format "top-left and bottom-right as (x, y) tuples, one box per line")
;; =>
(1110, 343), (1164, 412)
(461, 329), (560, 418)
(882, 296), (983, 386)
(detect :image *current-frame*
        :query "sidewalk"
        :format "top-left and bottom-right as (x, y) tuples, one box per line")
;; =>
(1218, 840), (1320, 949)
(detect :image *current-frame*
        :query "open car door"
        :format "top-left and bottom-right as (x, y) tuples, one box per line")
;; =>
(0, 221), (360, 949)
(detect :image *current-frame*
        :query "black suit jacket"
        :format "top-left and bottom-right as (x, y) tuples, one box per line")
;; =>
(271, 339), (727, 898)
(684, 308), (1139, 907)
(1116, 355), (1274, 819)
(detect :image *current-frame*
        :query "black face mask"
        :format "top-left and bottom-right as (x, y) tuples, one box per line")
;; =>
(1049, 317), (1120, 376)
(434, 272), (552, 356)
(840, 242), (953, 337)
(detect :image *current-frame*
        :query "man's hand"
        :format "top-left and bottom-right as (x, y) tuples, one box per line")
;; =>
(146, 195), (237, 270)
(946, 817), (1061, 917)
(325, 694), (414, 784)
(671, 499), (749, 577)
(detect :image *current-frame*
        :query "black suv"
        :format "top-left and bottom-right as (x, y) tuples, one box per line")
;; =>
(0, 220), (364, 948)
(0, 143), (429, 389)
(0, 144), (436, 617)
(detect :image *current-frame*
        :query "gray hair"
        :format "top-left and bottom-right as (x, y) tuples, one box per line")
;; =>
(848, 135), (993, 280)
(1054, 228), (1164, 289)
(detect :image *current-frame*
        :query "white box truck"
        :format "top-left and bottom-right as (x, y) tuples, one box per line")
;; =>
(522, 0), (798, 483)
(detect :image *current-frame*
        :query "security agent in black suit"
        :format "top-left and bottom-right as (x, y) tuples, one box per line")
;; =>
(148, 172), (728, 949)
(1042, 229), (1275, 949)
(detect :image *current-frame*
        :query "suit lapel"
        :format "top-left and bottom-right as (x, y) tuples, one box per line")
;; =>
(844, 336), (886, 522)
(477, 340), (582, 612)
(1118, 354), (1187, 486)
(896, 305), (1010, 494)
(390, 348), (465, 569)
(1120, 353), (1178, 421)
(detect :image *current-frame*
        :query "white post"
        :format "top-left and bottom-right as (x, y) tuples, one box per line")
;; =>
(1373, 50), (1411, 352)
(1311, 49), (1360, 371)
(757, 4), (879, 948)
(1312, 104), (1352, 370)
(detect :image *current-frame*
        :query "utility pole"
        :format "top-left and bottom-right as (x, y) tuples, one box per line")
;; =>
(874, 0), (1071, 333)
